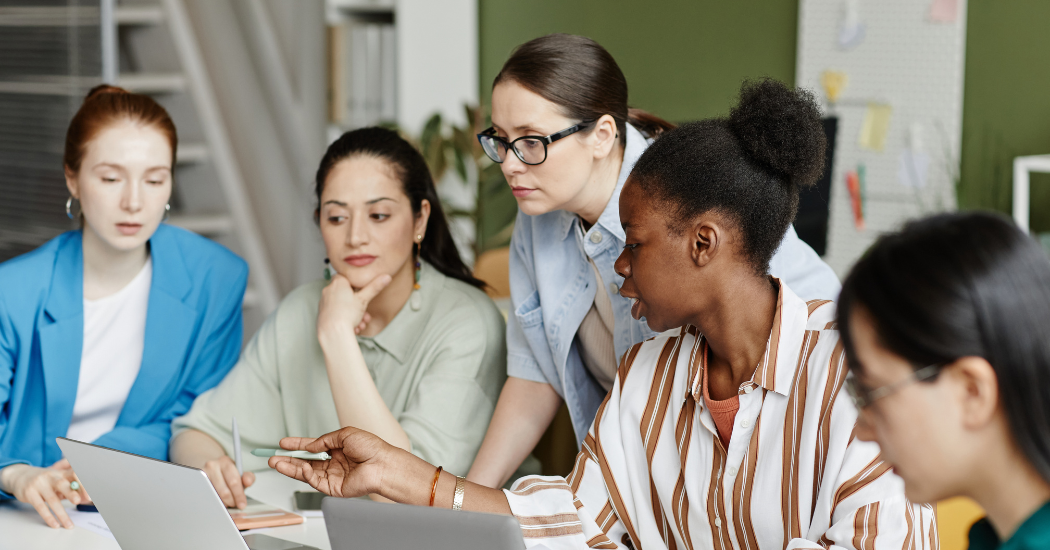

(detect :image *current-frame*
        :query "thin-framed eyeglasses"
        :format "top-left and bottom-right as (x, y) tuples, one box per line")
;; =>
(476, 120), (596, 166)
(845, 363), (942, 410)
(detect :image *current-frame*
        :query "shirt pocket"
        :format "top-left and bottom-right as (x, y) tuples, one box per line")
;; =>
(514, 289), (543, 328)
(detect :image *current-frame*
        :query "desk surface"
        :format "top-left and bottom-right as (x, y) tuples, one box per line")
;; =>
(0, 469), (332, 550)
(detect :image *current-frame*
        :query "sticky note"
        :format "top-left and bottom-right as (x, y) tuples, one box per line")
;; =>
(858, 103), (892, 151)
(898, 150), (931, 189)
(929, 0), (959, 23)
(821, 70), (848, 103)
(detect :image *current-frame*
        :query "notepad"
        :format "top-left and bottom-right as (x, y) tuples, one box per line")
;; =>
(228, 496), (305, 531)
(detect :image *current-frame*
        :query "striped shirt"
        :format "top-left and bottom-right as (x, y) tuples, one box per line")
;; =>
(504, 281), (937, 550)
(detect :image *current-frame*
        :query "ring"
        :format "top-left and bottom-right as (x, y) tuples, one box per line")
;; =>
(70, 481), (80, 491)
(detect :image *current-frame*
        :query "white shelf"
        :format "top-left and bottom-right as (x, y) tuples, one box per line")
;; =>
(176, 142), (209, 164)
(115, 6), (165, 26)
(167, 214), (233, 236)
(117, 73), (187, 94)
(0, 6), (98, 27)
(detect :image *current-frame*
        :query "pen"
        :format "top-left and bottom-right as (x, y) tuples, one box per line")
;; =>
(232, 417), (243, 476)
(251, 449), (331, 460)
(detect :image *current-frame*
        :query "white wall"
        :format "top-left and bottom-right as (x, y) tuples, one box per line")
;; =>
(395, 0), (478, 134)
(796, 0), (968, 276)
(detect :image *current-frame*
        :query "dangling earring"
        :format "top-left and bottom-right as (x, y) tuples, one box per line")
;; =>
(65, 196), (80, 220)
(409, 235), (423, 310)
(413, 235), (423, 290)
(163, 203), (171, 222)
(323, 258), (335, 281)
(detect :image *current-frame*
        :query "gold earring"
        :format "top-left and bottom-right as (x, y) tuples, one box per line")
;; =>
(416, 234), (423, 242)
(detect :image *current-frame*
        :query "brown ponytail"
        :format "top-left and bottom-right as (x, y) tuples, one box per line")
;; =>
(64, 84), (177, 173)
(494, 34), (673, 146)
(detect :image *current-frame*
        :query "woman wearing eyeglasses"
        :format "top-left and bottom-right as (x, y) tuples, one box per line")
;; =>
(838, 212), (1050, 550)
(467, 33), (842, 488)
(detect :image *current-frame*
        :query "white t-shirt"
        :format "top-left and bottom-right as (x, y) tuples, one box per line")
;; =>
(66, 258), (152, 444)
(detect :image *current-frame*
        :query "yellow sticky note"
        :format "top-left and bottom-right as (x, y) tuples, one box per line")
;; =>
(859, 103), (892, 151)
(821, 70), (848, 103)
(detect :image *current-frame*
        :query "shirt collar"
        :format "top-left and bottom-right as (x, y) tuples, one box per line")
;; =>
(556, 123), (650, 242)
(968, 501), (1050, 549)
(687, 278), (808, 404)
(364, 261), (443, 363)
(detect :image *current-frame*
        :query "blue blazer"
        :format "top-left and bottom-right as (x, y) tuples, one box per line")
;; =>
(0, 224), (248, 497)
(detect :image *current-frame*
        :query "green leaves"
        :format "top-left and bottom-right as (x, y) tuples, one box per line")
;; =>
(402, 105), (516, 258)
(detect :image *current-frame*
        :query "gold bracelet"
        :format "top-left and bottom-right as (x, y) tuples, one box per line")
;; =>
(452, 476), (466, 511)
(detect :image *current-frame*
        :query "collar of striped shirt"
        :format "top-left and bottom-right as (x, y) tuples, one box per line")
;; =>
(504, 280), (936, 550)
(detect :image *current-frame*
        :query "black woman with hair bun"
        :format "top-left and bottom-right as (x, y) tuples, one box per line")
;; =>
(266, 79), (932, 550)
(839, 211), (1050, 550)
(468, 33), (842, 491)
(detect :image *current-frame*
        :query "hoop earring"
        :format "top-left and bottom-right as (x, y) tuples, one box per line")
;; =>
(65, 196), (80, 220)
(163, 203), (171, 222)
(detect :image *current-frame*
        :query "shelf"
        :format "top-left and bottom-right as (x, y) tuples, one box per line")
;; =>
(176, 142), (209, 165)
(0, 6), (99, 27)
(115, 6), (165, 26)
(117, 73), (186, 94)
(167, 214), (233, 236)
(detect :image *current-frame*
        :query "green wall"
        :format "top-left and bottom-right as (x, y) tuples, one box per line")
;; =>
(479, 0), (1050, 232)
(479, 1), (800, 123)
(959, 0), (1050, 231)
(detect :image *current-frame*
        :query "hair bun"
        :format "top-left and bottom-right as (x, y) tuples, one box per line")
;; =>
(84, 84), (130, 101)
(727, 79), (826, 188)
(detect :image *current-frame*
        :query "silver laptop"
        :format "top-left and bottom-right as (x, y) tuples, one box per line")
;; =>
(322, 496), (525, 550)
(56, 437), (316, 550)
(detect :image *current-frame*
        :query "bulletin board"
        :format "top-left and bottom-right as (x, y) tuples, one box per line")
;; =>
(795, 0), (968, 276)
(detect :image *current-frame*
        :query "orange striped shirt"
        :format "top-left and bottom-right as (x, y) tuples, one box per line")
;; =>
(504, 281), (937, 550)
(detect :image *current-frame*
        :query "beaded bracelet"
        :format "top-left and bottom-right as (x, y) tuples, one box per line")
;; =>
(428, 466), (443, 507)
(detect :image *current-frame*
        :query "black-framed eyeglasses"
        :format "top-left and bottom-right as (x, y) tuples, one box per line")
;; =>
(845, 364), (942, 410)
(476, 120), (596, 166)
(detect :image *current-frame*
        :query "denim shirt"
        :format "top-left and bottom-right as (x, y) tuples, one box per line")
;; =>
(506, 124), (842, 444)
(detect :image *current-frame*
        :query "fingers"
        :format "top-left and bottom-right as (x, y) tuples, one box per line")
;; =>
(49, 458), (71, 470)
(242, 471), (256, 489)
(354, 312), (371, 335)
(220, 461), (248, 509)
(279, 436), (317, 451)
(270, 457), (313, 485)
(42, 485), (74, 529)
(203, 459), (237, 508)
(356, 274), (393, 304)
(25, 487), (62, 529)
(304, 428), (357, 453)
(53, 473), (81, 506)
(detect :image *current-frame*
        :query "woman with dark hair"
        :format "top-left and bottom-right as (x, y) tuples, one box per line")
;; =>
(0, 85), (247, 528)
(265, 80), (930, 550)
(468, 33), (841, 488)
(169, 127), (507, 508)
(838, 212), (1050, 549)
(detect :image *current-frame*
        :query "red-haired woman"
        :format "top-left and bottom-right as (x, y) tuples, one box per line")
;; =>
(0, 85), (248, 528)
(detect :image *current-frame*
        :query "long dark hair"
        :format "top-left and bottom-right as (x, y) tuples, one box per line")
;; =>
(494, 34), (674, 143)
(838, 211), (1050, 484)
(629, 79), (826, 275)
(314, 127), (485, 289)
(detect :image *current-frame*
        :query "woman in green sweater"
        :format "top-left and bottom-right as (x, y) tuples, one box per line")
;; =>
(170, 127), (507, 508)
(839, 212), (1050, 550)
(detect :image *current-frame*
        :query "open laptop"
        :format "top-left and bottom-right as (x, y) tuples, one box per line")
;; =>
(323, 496), (525, 550)
(56, 437), (317, 550)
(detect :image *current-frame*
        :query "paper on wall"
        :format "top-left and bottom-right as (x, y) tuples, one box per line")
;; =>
(928, 0), (959, 23)
(858, 103), (892, 151)
(838, 0), (866, 49)
(898, 150), (931, 189)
